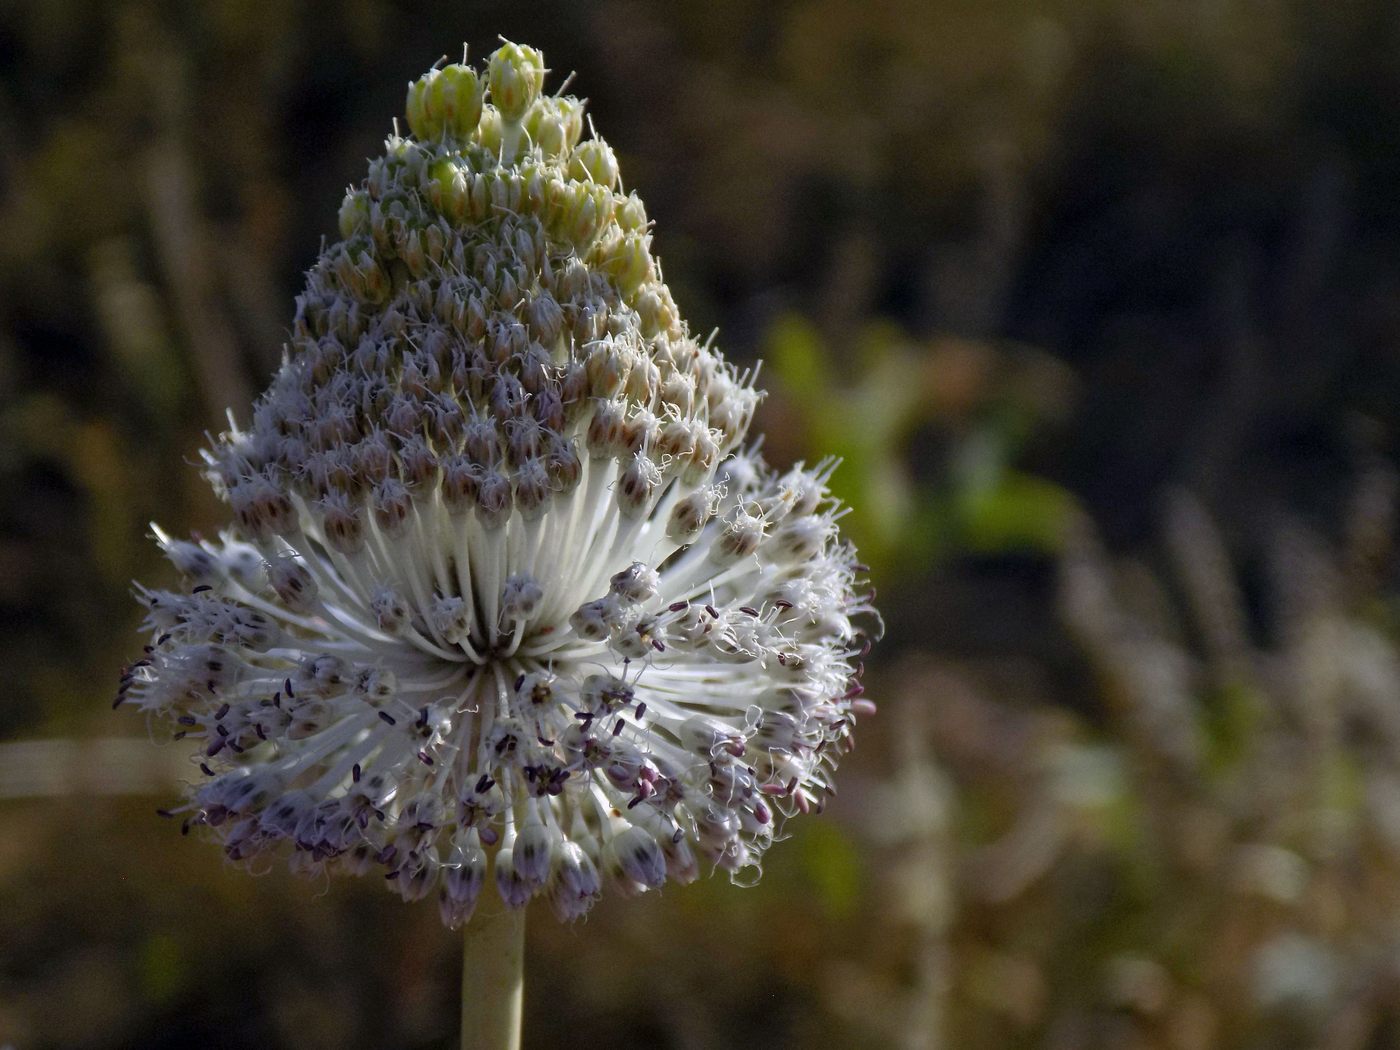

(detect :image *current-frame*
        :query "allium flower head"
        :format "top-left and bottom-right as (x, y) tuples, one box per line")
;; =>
(117, 43), (877, 927)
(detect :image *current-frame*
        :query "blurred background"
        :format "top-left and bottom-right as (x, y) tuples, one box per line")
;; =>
(6, 1), (1400, 1047)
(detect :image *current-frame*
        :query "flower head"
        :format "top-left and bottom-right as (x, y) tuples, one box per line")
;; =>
(116, 43), (877, 926)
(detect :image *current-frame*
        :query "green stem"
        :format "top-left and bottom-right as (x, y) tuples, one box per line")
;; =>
(460, 894), (525, 1050)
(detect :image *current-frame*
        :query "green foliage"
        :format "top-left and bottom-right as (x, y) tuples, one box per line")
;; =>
(765, 313), (1076, 579)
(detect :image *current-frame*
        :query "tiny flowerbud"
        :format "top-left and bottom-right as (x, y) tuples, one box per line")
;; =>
(475, 469), (513, 528)
(406, 64), (485, 142)
(579, 674), (633, 714)
(716, 505), (767, 561)
(569, 597), (618, 642)
(440, 455), (480, 513)
(568, 140), (619, 189)
(353, 667), (397, 705)
(616, 192), (648, 232)
(488, 42), (546, 123)
(494, 843), (533, 908)
(338, 191), (370, 239)
(319, 492), (365, 555)
(770, 514), (830, 562)
(268, 556), (318, 614)
(610, 562), (659, 603)
(432, 595), (471, 644)
(548, 839), (602, 921)
(513, 458), (552, 519)
(513, 818), (556, 890)
(526, 96), (584, 157)
(156, 532), (225, 583)
(440, 835), (488, 928)
(525, 291), (564, 346)
(679, 715), (747, 758)
(607, 826), (667, 891)
(599, 230), (655, 296)
(585, 399), (627, 457)
(617, 453), (662, 517)
(302, 653), (347, 694)
(371, 478), (414, 535)
(501, 575), (544, 623)
(371, 586), (410, 634)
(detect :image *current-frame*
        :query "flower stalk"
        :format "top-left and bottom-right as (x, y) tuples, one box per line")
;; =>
(460, 894), (525, 1050)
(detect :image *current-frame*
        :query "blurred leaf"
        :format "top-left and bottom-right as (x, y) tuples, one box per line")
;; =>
(137, 931), (184, 1005)
(795, 821), (863, 922)
(956, 470), (1075, 554)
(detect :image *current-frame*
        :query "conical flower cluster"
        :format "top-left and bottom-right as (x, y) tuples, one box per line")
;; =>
(117, 43), (876, 926)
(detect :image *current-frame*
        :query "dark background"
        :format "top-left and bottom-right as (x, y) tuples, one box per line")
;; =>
(6, 1), (1400, 1047)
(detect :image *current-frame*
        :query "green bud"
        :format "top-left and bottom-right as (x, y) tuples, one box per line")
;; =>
(547, 180), (614, 248)
(338, 191), (370, 239)
(526, 97), (586, 158)
(616, 191), (648, 232)
(488, 42), (546, 123)
(597, 230), (655, 296)
(476, 105), (502, 154)
(568, 140), (619, 189)
(426, 158), (468, 221)
(405, 64), (485, 142)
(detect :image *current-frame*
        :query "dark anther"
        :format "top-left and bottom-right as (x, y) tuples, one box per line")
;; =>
(255, 723), (267, 741)
(172, 730), (187, 741)
(200, 762), (214, 776)
(378, 711), (397, 726)
(514, 674), (525, 691)
(775, 600), (793, 611)
(216, 724), (230, 738)
(284, 678), (295, 698)
(178, 715), (197, 726)
(475, 774), (492, 794)
(636, 702), (647, 719)
(627, 795), (645, 809)
(155, 808), (175, 818)
(417, 751), (435, 766)
(352, 763), (362, 783)
(672, 828), (684, 843)
(651, 638), (665, 652)
(739, 606), (758, 616)
(705, 604), (719, 618)
(417, 706), (429, 728)
(668, 601), (689, 612)
(157, 632), (173, 644)
(574, 711), (593, 722)
(537, 735), (555, 746)
(215, 702), (230, 720)
(192, 584), (213, 593)
(613, 719), (624, 736)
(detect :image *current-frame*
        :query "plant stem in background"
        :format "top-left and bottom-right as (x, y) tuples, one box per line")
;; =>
(461, 894), (525, 1050)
